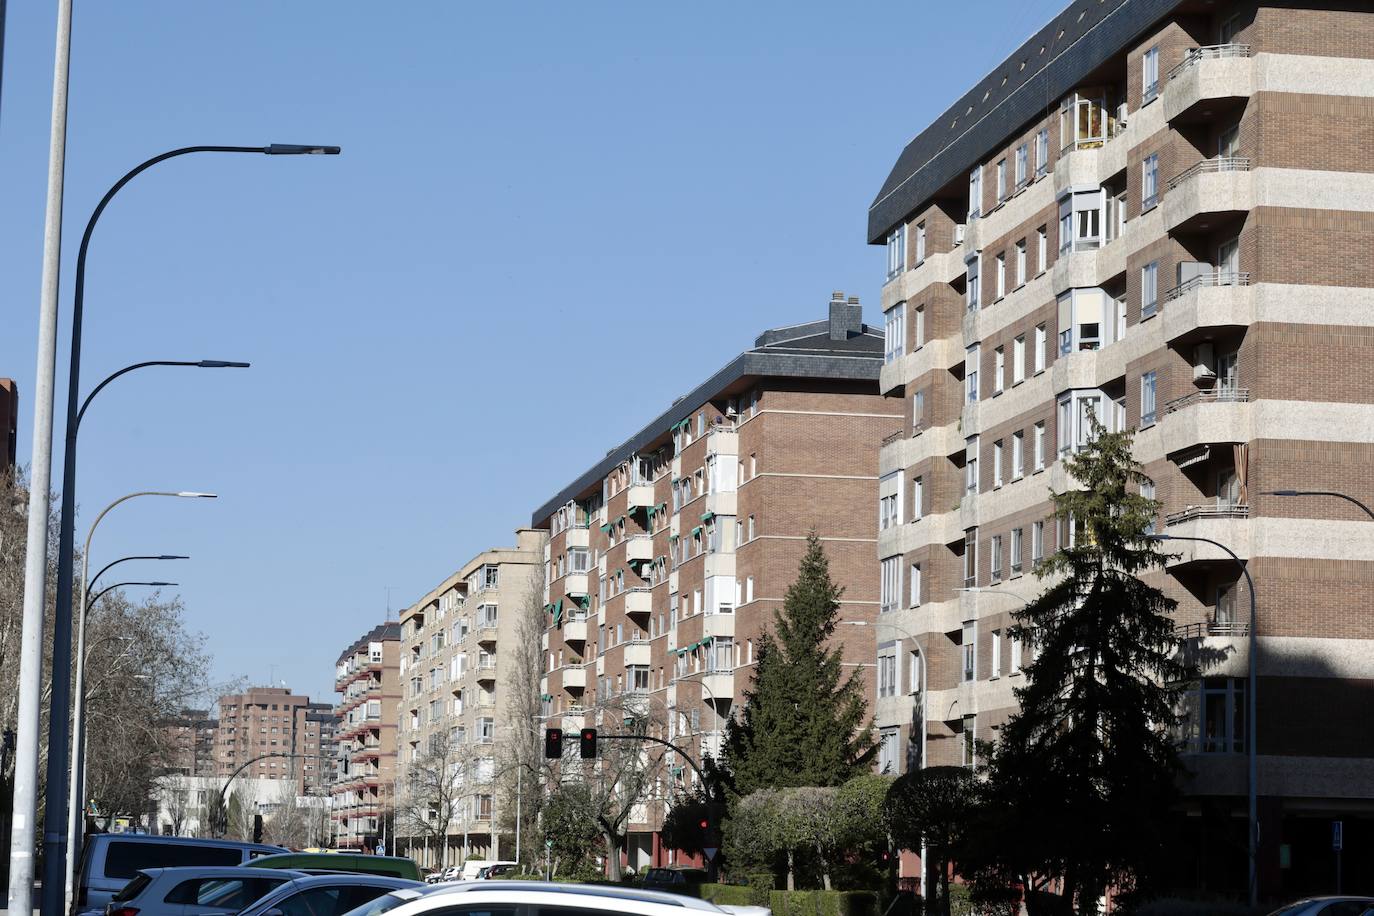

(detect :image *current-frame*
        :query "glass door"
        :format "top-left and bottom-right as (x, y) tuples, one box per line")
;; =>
(1217, 238), (1240, 285)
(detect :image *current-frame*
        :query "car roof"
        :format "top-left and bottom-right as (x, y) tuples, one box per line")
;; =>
(140, 866), (307, 880)
(396, 881), (725, 911)
(283, 875), (420, 889)
(93, 834), (283, 851)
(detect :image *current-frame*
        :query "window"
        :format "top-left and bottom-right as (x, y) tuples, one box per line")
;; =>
(1015, 144), (1028, 188)
(878, 728), (900, 775)
(912, 475), (924, 520)
(880, 556), (901, 614)
(887, 225), (906, 280)
(884, 303), (906, 364)
(965, 346), (979, 403)
(1140, 370), (1158, 425)
(1034, 324), (1046, 372)
(909, 562), (922, 606)
(969, 166), (983, 219)
(962, 715), (977, 768)
(915, 222), (927, 264)
(1032, 520), (1045, 562)
(1011, 635), (1023, 673)
(1035, 128), (1049, 176)
(747, 515), (755, 541)
(710, 636), (734, 672)
(629, 666), (651, 693)
(1141, 480), (1157, 534)
(1142, 46), (1160, 103)
(966, 256), (981, 312)
(996, 158), (1007, 202)
(993, 439), (1004, 487)
(1011, 527), (1024, 574)
(1059, 90), (1107, 150)
(993, 347), (1005, 393)
(912, 390), (926, 433)
(1058, 289), (1106, 353)
(878, 651), (897, 698)
(1059, 190), (1102, 252)
(1191, 677), (1246, 754)
(961, 622), (976, 682)
(991, 630), (1003, 677)
(965, 437), (979, 494)
(1036, 226), (1048, 274)
(995, 253), (1006, 300)
(963, 529), (978, 587)
(1012, 431), (1024, 479)
(1014, 240), (1026, 288)
(914, 305), (926, 347)
(1142, 153), (1159, 209)
(1141, 261), (1159, 318)
(879, 492), (899, 531)
(990, 534), (1003, 581)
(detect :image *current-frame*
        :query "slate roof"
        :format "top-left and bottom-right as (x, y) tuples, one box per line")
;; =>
(867, 0), (1183, 244)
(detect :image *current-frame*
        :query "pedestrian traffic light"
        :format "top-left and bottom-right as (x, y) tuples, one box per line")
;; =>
(579, 727), (598, 759)
(544, 727), (564, 759)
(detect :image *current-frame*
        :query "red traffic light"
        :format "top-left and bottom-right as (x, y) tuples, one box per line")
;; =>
(544, 728), (564, 759)
(698, 818), (710, 831)
(579, 727), (598, 759)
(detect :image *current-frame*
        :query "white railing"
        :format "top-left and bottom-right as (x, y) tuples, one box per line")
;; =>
(1163, 387), (1250, 414)
(1175, 620), (1252, 639)
(1166, 503), (1249, 526)
(1168, 44), (1253, 80)
(1164, 271), (1251, 302)
(1166, 156), (1250, 192)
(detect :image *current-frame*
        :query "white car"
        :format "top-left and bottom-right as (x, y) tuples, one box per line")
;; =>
(339, 880), (771, 916)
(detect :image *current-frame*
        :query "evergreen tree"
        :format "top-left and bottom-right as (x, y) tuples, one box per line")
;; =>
(977, 418), (1197, 913)
(724, 532), (874, 795)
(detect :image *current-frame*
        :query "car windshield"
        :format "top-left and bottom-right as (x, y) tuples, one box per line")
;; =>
(111, 874), (152, 903)
(1266, 903), (1313, 916)
(337, 891), (409, 916)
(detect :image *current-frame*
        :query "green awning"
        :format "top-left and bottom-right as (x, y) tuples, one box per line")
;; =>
(617, 515), (626, 525)
(541, 694), (553, 702)
(600, 523), (612, 533)
(692, 526), (702, 536)
(552, 599), (564, 627)
(669, 534), (678, 542)
(576, 594), (591, 609)
(700, 512), (714, 523)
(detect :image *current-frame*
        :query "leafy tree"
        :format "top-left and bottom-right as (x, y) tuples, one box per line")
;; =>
(885, 766), (979, 916)
(835, 773), (896, 889)
(979, 419), (1196, 913)
(540, 782), (602, 878)
(724, 533), (874, 794)
(722, 789), (781, 877)
(660, 755), (728, 859)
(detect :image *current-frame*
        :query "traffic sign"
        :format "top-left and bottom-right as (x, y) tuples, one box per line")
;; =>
(545, 838), (554, 849)
(703, 847), (718, 862)
(1333, 820), (1344, 851)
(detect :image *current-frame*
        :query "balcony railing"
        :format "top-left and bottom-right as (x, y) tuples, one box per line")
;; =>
(1164, 271), (1251, 302)
(882, 430), (904, 447)
(1175, 620), (1252, 639)
(1163, 387), (1250, 414)
(1166, 156), (1251, 192)
(1167, 43), (1253, 80)
(1165, 503), (1249, 526)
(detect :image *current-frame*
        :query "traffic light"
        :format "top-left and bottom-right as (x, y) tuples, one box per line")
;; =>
(579, 727), (598, 759)
(544, 727), (564, 759)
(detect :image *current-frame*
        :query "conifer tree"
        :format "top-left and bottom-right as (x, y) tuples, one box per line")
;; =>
(724, 533), (874, 795)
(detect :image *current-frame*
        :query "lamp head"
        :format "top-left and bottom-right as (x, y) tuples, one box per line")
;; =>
(1145, 534), (1171, 542)
(1266, 489), (1299, 497)
(157, 555), (190, 561)
(196, 360), (251, 369)
(176, 492), (217, 499)
(265, 144), (342, 156)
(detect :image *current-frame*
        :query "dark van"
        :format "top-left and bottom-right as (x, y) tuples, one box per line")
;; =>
(76, 834), (283, 914)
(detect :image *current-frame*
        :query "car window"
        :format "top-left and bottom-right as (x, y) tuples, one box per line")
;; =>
(106, 843), (244, 880)
(166, 878), (280, 908)
(338, 887), (400, 914)
(1322, 904), (1373, 916)
(338, 892), (409, 916)
(111, 874), (152, 903)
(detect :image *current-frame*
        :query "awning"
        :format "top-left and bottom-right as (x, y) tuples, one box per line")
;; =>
(552, 599), (564, 627)
(600, 523), (612, 533)
(691, 526), (702, 536)
(700, 511), (714, 523)
(1173, 445), (1211, 469)
(669, 534), (679, 542)
(576, 594), (591, 609)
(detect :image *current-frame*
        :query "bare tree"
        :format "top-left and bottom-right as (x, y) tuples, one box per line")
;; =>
(159, 773), (192, 836)
(498, 586), (554, 870)
(264, 781), (310, 849)
(396, 730), (474, 867)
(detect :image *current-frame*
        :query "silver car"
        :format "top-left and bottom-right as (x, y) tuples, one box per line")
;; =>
(235, 873), (420, 916)
(1267, 899), (1374, 916)
(102, 865), (300, 916)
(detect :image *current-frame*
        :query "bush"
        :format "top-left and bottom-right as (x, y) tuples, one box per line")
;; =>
(768, 889), (879, 916)
(699, 884), (756, 907)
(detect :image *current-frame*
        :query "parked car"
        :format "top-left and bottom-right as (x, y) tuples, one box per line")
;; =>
(641, 866), (709, 890)
(249, 853), (422, 881)
(336, 880), (768, 916)
(76, 833), (284, 914)
(235, 873), (421, 916)
(471, 862), (517, 880)
(1267, 899), (1374, 916)
(101, 866), (300, 916)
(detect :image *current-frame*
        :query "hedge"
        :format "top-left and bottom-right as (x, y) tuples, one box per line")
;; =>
(680, 884), (876, 916)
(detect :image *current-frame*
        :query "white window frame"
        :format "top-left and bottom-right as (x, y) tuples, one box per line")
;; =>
(965, 436), (980, 494)
(1032, 520), (1045, 562)
(1015, 144), (1028, 188)
(884, 302), (906, 364)
(1142, 153), (1160, 209)
(1035, 128), (1049, 177)
(1036, 226), (1048, 274)
(1011, 527), (1023, 574)
(962, 622), (977, 682)
(990, 534), (1003, 581)
(887, 225), (907, 280)
(1013, 334), (1026, 383)
(912, 475), (924, 520)
(965, 345), (980, 403)
(880, 556), (901, 615)
(1141, 261), (1159, 319)
(966, 255), (981, 312)
(909, 562), (922, 607)
(995, 253), (1006, 300)
(991, 629), (1003, 678)
(1012, 430), (1025, 479)
(878, 651), (898, 699)
(994, 346), (1005, 393)
(996, 158), (1007, 202)
(969, 166), (983, 219)
(914, 304), (926, 347)
(1034, 324), (1047, 373)
(1140, 370), (1158, 426)
(993, 439), (1004, 488)
(1142, 46), (1160, 103)
(915, 221), (927, 264)
(1015, 240), (1026, 288)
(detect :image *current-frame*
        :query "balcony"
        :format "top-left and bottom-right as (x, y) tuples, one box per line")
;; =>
(475, 660), (497, 683)
(563, 619), (588, 645)
(1167, 503), (1249, 526)
(625, 535), (654, 564)
(623, 640), (652, 667)
(561, 664), (586, 691)
(565, 525), (590, 549)
(1163, 159), (1252, 233)
(625, 588), (653, 618)
(1175, 620), (1251, 639)
(1164, 387), (1249, 415)
(1164, 45), (1254, 123)
(627, 483), (656, 510)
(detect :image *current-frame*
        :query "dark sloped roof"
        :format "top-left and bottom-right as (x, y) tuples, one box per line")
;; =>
(335, 621), (400, 664)
(530, 308), (882, 525)
(867, 0), (1182, 244)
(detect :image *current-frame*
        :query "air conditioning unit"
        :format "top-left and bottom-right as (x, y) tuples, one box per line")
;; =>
(955, 223), (967, 245)
(1193, 343), (1216, 384)
(1116, 102), (1129, 127)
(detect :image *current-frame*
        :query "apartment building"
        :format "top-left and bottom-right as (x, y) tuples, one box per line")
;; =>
(533, 293), (901, 871)
(212, 688), (334, 794)
(868, 0), (1374, 898)
(393, 531), (545, 867)
(332, 623), (401, 850)
(160, 708), (219, 777)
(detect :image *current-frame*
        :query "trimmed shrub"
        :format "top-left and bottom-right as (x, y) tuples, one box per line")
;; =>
(768, 889), (879, 916)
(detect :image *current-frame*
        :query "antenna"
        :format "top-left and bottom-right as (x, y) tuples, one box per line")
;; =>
(385, 586), (398, 621)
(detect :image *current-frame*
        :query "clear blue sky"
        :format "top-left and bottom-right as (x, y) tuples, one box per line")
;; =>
(0, 1), (1060, 703)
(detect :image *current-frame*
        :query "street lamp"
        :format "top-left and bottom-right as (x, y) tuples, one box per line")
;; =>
(28, 140), (338, 916)
(64, 494), (209, 907)
(1149, 532), (1257, 908)
(1263, 489), (1374, 521)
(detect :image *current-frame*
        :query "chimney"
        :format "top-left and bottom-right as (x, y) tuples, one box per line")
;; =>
(829, 292), (862, 341)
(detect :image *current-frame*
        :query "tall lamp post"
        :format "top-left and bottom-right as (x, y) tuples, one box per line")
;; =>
(38, 141), (338, 916)
(1264, 489), (1374, 521)
(1149, 532), (1257, 908)
(65, 546), (187, 904)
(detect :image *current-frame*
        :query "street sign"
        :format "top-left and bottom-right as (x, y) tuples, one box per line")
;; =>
(1333, 820), (1344, 851)
(545, 838), (554, 849)
(702, 847), (718, 862)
